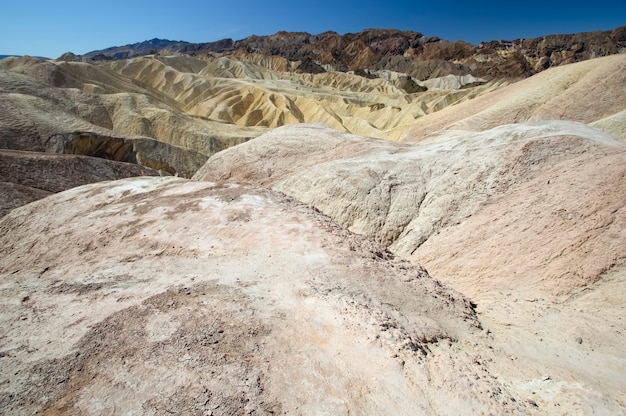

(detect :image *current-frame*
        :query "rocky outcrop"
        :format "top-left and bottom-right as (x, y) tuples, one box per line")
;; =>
(82, 38), (200, 60)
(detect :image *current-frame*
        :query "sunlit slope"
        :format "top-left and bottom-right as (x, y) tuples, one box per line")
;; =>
(195, 121), (626, 296)
(0, 56), (264, 156)
(1, 53), (506, 148)
(98, 54), (506, 138)
(0, 177), (523, 415)
(398, 54), (626, 141)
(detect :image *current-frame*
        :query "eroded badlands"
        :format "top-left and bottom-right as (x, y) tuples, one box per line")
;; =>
(1, 40), (625, 415)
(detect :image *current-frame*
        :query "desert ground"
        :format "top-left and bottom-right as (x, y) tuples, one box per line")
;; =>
(1, 37), (625, 414)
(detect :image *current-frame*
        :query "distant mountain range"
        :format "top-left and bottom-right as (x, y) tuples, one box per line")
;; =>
(0, 55), (49, 60)
(71, 26), (626, 80)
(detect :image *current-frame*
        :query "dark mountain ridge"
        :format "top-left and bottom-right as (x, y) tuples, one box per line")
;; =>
(81, 38), (236, 60)
(77, 26), (626, 80)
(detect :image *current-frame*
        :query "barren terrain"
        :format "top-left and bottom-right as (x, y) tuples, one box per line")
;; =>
(195, 121), (626, 413)
(1, 177), (526, 414)
(0, 53), (505, 147)
(398, 54), (626, 141)
(1, 30), (625, 415)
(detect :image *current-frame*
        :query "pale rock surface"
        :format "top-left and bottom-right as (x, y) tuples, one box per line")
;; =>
(419, 74), (485, 90)
(195, 121), (626, 293)
(0, 177), (526, 415)
(195, 122), (626, 413)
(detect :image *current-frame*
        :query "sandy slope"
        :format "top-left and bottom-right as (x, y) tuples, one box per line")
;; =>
(0, 177), (529, 415)
(0, 58), (260, 157)
(0, 54), (505, 149)
(102, 54), (504, 138)
(397, 54), (626, 141)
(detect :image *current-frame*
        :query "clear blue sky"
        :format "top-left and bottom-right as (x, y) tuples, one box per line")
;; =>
(1, 0), (624, 58)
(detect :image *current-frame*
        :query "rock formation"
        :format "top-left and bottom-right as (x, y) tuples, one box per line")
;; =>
(195, 120), (626, 293)
(193, 120), (626, 413)
(0, 177), (525, 414)
(0, 52), (505, 151)
(0, 57), (244, 174)
(398, 54), (626, 141)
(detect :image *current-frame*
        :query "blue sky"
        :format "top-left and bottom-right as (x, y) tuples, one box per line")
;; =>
(1, 0), (624, 58)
